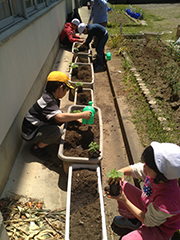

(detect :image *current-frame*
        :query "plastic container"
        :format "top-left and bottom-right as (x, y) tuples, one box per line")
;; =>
(69, 62), (94, 88)
(72, 42), (91, 56)
(74, 88), (94, 105)
(74, 56), (90, 63)
(58, 105), (103, 164)
(65, 164), (107, 240)
(82, 101), (95, 124)
(106, 50), (111, 61)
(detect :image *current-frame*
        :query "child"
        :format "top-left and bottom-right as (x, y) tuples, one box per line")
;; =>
(106, 141), (180, 240)
(60, 18), (84, 49)
(21, 71), (91, 161)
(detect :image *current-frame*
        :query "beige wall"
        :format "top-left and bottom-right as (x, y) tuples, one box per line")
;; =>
(0, 1), (69, 195)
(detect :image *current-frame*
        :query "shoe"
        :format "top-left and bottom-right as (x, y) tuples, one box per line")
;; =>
(113, 216), (142, 230)
(94, 65), (106, 73)
(30, 145), (52, 161)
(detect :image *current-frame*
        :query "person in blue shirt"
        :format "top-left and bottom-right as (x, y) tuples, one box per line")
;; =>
(88, 0), (108, 48)
(78, 23), (108, 72)
(88, 0), (107, 27)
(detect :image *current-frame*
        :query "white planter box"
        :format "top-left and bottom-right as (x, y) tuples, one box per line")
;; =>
(65, 164), (107, 240)
(74, 88), (94, 105)
(69, 62), (94, 88)
(58, 105), (103, 164)
(72, 42), (91, 56)
(74, 56), (91, 63)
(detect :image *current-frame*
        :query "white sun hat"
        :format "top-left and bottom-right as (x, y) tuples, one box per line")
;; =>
(151, 141), (180, 180)
(71, 18), (80, 26)
(78, 23), (86, 35)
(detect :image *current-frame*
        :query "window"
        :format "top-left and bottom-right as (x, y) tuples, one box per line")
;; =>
(0, 0), (59, 32)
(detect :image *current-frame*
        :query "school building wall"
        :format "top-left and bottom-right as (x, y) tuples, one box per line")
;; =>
(0, 0), (73, 195)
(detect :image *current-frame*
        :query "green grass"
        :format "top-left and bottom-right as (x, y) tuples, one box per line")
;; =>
(107, 4), (177, 41)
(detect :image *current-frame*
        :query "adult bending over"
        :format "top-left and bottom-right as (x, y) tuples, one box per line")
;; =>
(78, 23), (108, 72)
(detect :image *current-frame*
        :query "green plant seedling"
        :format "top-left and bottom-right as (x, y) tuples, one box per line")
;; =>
(76, 82), (83, 87)
(106, 168), (123, 185)
(73, 110), (81, 113)
(70, 63), (78, 69)
(88, 141), (99, 153)
(74, 47), (79, 52)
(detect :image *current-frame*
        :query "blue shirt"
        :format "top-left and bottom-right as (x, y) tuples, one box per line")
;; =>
(85, 24), (107, 46)
(88, 0), (107, 24)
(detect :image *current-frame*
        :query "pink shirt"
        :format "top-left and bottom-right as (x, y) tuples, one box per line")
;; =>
(142, 175), (180, 236)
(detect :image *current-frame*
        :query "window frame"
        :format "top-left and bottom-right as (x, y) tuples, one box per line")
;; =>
(0, 0), (59, 33)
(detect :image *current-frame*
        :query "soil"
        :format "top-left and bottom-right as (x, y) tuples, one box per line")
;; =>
(75, 56), (90, 63)
(73, 42), (90, 54)
(71, 64), (92, 83)
(63, 110), (100, 158)
(122, 37), (180, 132)
(70, 169), (102, 240)
(76, 90), (92, 105)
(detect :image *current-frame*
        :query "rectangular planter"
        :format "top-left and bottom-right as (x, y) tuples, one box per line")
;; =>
(58, 105), (103, 164)
(65, 164), (107, 240)
(74, 55), (91, 63)
(69, 62), (94, 88)
(72, 42), (91, 56)
(74, 88), (94, 105)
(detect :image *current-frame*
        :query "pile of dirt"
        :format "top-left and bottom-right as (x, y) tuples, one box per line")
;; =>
(123, 38), (180, 132)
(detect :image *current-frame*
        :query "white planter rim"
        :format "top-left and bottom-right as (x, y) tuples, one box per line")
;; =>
(65, 164), (107, 240)
(72, 42), (91, 56)
(58, 105), (103, 163)
(69, 62), (94, 88)
(74, 88), (94, 106)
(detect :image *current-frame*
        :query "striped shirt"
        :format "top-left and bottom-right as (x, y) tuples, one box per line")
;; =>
(22, 92), (62, 140)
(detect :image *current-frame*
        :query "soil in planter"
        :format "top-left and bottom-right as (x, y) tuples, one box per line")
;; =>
(76, 91), (91, 105)
(70, 169), (102, 240)
(76, 56), (89, 63)
(71, 65), (92, 83)
(74, 42), (89, 53)
(64, 110), (100, 158)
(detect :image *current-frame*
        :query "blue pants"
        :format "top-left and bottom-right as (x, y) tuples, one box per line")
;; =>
(96, 32), (109, 66)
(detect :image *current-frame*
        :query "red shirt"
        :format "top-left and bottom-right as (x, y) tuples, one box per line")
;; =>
(60, 22), (80, 43)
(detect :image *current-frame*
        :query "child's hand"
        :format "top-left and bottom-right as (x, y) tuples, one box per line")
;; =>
(77, 119), (82, 123)
(105, 189), (127, 203)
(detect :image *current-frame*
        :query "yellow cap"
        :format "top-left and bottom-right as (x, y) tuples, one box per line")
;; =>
(47, 71), (74, 89)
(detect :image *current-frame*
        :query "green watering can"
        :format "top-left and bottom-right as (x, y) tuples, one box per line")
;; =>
(82, 101), (95, 124)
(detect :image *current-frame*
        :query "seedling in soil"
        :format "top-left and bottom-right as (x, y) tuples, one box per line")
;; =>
(88, 141), (100, 158)
(76, 82), (83, 93)
(73, 110), (81, 113)
(69, 63), (78, 69)
(74, 47), (79, 53)
(106, 168), (123, 196)
(88, 141), (99, 153)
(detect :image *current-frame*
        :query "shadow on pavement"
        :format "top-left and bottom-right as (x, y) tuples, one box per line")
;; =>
(22, 142), (68, 191)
